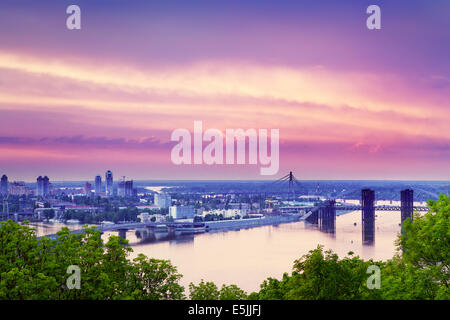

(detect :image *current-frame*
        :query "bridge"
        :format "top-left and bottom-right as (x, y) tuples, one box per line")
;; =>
(278, 204), (429, 214)
(335, 204), (429, 212)
(302, 188), (421, 245)
(0, 211), (35, 222)
(38, 221), (206, 240)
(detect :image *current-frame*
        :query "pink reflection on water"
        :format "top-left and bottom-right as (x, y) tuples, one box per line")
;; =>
(104, 211), (402, 292)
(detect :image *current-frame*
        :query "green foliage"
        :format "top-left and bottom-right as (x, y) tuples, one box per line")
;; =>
(129, 254), (185, 300)
(0, 220), (184, 300)
(386, 194), (450, 299)
(248, 247), (381, 300)
(61, 207), (141, 224)
(189, 280), (220, 300)
(189, 280), (247, 300)
(219, 284), (248, 300)
(248, 275), (290, 300)
(379, 256), (440, 299)
(290, 247), (381, 299)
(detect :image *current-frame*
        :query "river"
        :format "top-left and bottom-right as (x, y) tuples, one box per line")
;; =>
(28, 209), (403, 293)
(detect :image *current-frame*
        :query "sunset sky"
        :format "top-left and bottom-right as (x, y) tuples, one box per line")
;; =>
(0, 0), (449, 181)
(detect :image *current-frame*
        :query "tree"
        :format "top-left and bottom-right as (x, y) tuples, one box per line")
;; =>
(189, 280), (247, 300)
(0, 220), (185, 300)
(385, 194), (450, 299)
(290, 246), (382, 300)
(248, 275), (290, 300)
(219, 284), (248, 300)
(189, 280), (220, 300)
(249, 246), (381, 300)
(128, 254), (185, 300)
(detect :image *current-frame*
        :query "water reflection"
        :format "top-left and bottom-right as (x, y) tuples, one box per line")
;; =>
(127, 211), (401, 292)
(133, 229), (195, 244)
(318, 215), (336, 236)
(362, 221), (375, 245)
(26, 221), (92, 237)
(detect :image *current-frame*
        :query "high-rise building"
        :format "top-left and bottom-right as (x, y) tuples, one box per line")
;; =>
(361, 189), (375, 245)
(125, 180), (133, 197)
(43, 176), (50, 196)
(1, 175), (8, 196)
(95, 175), (102, 195)
(36, 176), (44, 197)
(154, 193), (172, 208)
(118, 180), (126, 197)
(84, 182), (92, 195)
(401, 189), (414, 226)
(105, 170), (113, 197)
(118, 180), (134, 197)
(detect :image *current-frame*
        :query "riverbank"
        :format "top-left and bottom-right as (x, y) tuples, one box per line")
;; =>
(204, 214), (303, 232)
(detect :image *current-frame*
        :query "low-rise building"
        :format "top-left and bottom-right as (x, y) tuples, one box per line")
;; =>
(169, 205), (195, 220)
(154, 193), (172, 208)
(202, 208), (248, 219)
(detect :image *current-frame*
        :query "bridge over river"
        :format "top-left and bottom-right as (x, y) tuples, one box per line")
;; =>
(39, 221), (206, 241)
(335, 204), (429, 212)
(38, 202), (429, 241)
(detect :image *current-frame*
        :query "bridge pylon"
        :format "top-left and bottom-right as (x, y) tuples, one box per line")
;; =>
(270, 171), (302, 201)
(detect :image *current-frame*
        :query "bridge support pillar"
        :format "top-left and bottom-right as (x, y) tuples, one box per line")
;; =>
(400, 189), (414, 232)
(362, 189), (375, 245)
(118, 229), (127, 240)
(167, 226), (177, 238)
(319, 200), (336, 234)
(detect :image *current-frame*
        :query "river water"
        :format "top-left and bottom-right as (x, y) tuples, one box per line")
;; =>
(29, 209), (404, 293)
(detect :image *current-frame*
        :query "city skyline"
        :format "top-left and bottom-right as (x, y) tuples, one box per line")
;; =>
(0, 0), (449, 181)
(2, 171), (450, 184)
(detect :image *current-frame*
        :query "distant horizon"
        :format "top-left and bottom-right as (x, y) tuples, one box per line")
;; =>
(8, 177), (450, 184)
